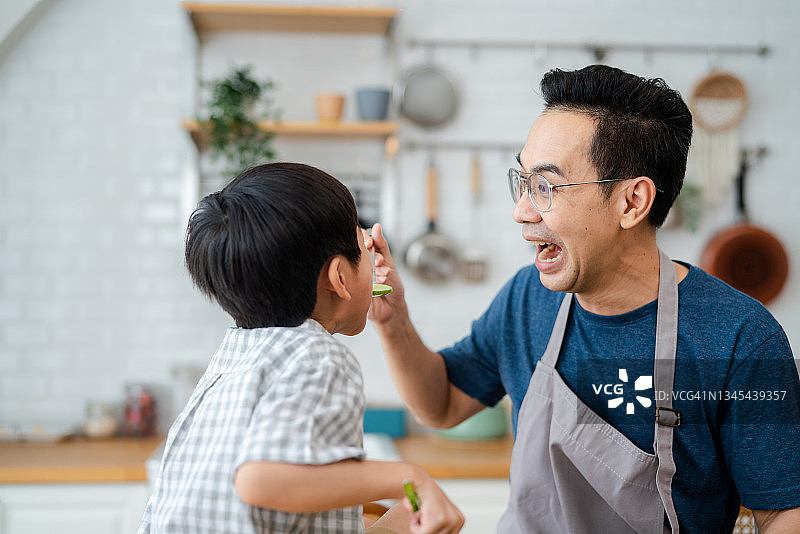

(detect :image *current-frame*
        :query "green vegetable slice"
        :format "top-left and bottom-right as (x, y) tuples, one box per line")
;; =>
(372, 283), (392, 297)
(403, 478), (420, 512)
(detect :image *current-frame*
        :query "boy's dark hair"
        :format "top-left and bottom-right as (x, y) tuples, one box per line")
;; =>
(540, 65), (693, 227)
(185, 162), (361, 329)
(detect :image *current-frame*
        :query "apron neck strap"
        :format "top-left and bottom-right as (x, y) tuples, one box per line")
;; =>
(538, 250), (679, 378)
(540, 293), (573, 368)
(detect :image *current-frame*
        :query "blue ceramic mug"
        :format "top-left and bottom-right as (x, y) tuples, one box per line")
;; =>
(355, 87), (391, 121)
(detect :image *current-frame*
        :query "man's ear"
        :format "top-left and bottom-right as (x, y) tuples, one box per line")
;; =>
(619, 177), (657, 229)
(322, 256), (352, 301)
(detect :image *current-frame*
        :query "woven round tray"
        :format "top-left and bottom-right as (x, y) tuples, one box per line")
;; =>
(690, 72), (748, 132)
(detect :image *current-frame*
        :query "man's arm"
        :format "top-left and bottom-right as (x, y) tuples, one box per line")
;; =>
(753, 507), (800, 533)
(234, 459), (464, 533)
(366, 224), (485, 428)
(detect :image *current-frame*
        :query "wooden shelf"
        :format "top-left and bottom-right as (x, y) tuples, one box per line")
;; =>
(182, 119), (398, 149)
(182, 3), (398, 35)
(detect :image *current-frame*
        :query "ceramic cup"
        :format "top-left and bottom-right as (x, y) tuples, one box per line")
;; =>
(355, 87), (391, 121)
(315, 93), (346, 122)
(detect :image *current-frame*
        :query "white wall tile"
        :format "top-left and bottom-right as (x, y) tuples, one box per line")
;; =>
(0, 373), (49, 397)
(0, 353), (23, 378)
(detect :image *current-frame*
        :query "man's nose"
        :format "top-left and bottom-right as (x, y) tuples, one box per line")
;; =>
(512, 193), (543, 223)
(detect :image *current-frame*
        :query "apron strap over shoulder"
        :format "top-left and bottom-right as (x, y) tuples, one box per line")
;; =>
(539, 293), (573, 368)
(653, 250), (680, 534)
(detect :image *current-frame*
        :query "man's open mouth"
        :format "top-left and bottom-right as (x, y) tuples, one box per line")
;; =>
(531, 240), (563, 263)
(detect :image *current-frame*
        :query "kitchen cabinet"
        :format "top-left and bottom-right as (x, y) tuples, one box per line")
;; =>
(0, 436), (161, 534)
(181, 3), (400, 144)
(0, 483), (149, 534)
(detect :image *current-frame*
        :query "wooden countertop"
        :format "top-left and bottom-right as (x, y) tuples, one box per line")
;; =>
(0, 433), (512, 484)
(0, 436), (163, 484)
(395, 434), (513, 479)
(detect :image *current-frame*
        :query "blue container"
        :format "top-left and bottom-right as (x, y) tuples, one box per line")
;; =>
(363, 406), (406, 437)
(355, 88), (391, 121)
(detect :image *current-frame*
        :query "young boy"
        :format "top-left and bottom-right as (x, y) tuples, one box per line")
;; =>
(139, 163), (463, 534)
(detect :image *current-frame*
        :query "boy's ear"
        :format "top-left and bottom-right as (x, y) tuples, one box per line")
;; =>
(322, 256), (352, 301)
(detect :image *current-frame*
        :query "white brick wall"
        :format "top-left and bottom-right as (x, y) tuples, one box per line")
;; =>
(0, 0), (798, 430)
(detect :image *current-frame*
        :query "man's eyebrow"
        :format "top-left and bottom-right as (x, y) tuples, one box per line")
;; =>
(531, 163), (564, 177)
(515, 153), (564, 177)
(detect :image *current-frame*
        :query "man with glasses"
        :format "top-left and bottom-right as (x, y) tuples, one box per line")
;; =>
(367, 64), (800, 533)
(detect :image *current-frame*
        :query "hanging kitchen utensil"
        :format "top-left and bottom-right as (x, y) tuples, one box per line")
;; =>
(379, 134), (399, 241)
(700, 149), (788, 305)
(688, 71), (748, 206)
(461, 152), (490, 282)
(393, 62), (459, 128)
(404, 154), (459, 283)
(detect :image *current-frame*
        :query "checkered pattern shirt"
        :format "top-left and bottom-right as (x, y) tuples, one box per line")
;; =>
(139, 319), (367, 533)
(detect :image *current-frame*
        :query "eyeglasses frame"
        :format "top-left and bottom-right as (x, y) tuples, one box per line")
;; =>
(508, 168), (663, 212)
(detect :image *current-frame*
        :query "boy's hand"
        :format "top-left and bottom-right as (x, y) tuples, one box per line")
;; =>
(405, 476), (464, 534)
(367, 223), (407, 325)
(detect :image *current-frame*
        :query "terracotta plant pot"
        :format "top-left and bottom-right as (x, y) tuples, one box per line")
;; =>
(315, 93), (345, 122)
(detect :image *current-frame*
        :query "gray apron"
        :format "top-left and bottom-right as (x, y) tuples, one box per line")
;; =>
(496, 250), (680, 534)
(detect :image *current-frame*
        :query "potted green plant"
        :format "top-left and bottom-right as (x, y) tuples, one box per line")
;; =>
(664, 183), (702, 231)
(199, 65), (280, 176)
(678, 183), (702, 232)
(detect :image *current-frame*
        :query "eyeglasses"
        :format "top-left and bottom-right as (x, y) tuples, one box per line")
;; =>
(508, 168), (634, 212)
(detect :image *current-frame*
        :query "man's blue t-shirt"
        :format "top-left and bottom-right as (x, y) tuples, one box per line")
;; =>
(440, 262), (800, 534)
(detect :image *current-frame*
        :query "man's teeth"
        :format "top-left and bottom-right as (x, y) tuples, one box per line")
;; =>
(533, 241), (561, 263)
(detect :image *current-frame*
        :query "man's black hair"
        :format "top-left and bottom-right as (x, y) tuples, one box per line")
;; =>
(185, 162), (361, 328)
(540, 64), (693, 227)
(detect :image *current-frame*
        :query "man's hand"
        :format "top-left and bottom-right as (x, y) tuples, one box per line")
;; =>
(367, 223), (407, 326)
(364, 224), (485, 430)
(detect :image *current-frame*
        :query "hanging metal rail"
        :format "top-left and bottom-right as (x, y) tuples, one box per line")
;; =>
(404, 139), (521, 153)
(407, 38), (770, 61)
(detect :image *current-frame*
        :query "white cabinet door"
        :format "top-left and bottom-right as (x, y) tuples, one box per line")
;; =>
(437, 479), (510, 534)
(0, 483), (149, 534)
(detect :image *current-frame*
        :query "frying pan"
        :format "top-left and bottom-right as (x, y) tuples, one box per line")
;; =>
(699, 150), (788, 304)
(393, 63), (459, 128)
(404, 157), (458, 283)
